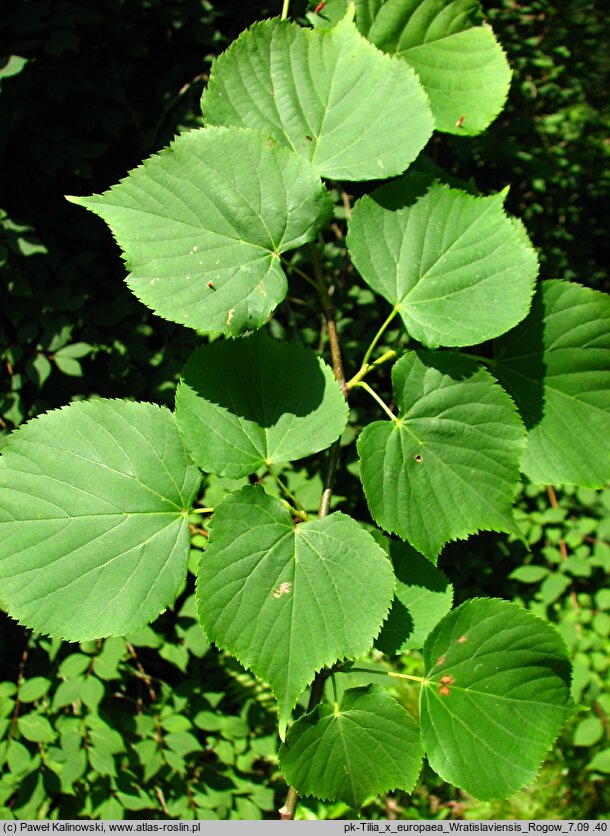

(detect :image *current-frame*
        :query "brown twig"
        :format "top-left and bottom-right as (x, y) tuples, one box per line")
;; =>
(126, 641), (156, 702)
(546, 485), (581, 633)
(8, 635), (31, 742)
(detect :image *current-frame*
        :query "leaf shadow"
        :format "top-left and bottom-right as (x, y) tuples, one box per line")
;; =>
(493, 283), (546, 429)
(180, 332), (328, 426)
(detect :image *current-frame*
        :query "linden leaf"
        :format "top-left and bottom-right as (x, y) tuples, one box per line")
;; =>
(0, 400), (201, 640)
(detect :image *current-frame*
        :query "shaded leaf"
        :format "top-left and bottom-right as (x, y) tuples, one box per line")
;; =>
(421, 598), (575, 800)
(356, 0), (511, 134)
(494, 280), (610, 487)
(68, 128), (332, 335)
(279, 684), (422, 807)
(176, 333), (348, 478)
(374, 538), (453, 653)
(202, 14), (433, 181)
(197, 486), (394, 737)
(0, 400), (201, 640)
(358, 351), (525, 560)
(347, 178), (538, 348)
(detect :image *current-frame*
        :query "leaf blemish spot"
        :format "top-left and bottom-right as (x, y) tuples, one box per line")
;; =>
(440, 675), (454, 685)
(436, 655), (446, 666)
(226, 308), (235, 325)
(272, 582), (293, 599)
(439, 684), (451, 697)
(457, 635), (467, 643)
(415, 453), (423, 463)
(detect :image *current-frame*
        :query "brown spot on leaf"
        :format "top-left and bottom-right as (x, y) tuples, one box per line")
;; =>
(272, 582), (292, 599)
(439, 685), (451, 697)
(415, 453), (423, 463)
(457, 635), (467, 644)
(440, 675), (455, 685)
(257, 282), (267, 297)
(436, 655), (446, 666)
(226, 308), (235, 326)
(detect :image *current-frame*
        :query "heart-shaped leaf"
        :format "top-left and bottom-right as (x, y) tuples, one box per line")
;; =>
(68, 127), (333, 335)
(175, 333), (348, 478)
(356, 0), (511, 134)
(374, 537), (453, 653)
(0, 400), (201, 640)
(347, 177), (538, 348)
(494, 280), (610, 488)
(201, 13), (433, 181)
(196, 486), (395, 737)
(421, 598), (575, 800)
(279, 684), (422, 807)
(358, 351), (526, 560)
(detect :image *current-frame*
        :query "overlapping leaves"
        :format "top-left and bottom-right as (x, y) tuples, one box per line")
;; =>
(355, 0), (511, 134)
(279, 685), (422, 807)
(420, 598), (575, 799)
(347, 177), (538, 348)
(373, 537), (453, 653)
(196, 486), (395, 737)
(494, 280), (610, 487)
(68, 127), (333, 335)
(201, 13), (433, 181)
(175, 333), (348, 478)
(358, 351), (526, 560)
(0, 400), (201, 640)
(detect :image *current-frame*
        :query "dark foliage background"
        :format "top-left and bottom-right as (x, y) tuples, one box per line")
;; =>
(1, 0), (608, 819)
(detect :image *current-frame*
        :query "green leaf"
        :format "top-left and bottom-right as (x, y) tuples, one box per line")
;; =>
(0, 399), (201, 640)
(7, 741), (32, 775)
(358, 351), (526, 560)
(54, 343), (93, 360)
(18, 678), (51, 703)
(201, 14), (433, 181)
(175, 333), (348, 478)
(374, 538), (452, 653)
(509, 565), (549, 584)
(53, 356), (82, 377)
(356, 0), (511, 134)
(347, 178), (538, 348)
(68, 127), (332, 335)
(573, 716), (603, 747)
(17, 713), (56, 744)
(420, 598), (575, 800)
(197, 486), (395, 737)
(587, 748), (610, 774)
(279, 684), (422, 807)
(494, 280), (610, 487)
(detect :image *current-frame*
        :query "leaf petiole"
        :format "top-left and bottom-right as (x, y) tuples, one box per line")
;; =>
(346, 348), (397, 390)
(361, 307), (399, 369)
(280, 0), (290, 19)
(280, 256), (319, 291)
(268, 464), (309, 520)
(356, 381), (400, 424)
(343, 667), (427, 685)
(190, 506), (214, 515)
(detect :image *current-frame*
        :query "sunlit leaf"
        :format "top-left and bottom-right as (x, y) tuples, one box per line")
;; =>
(421, 598), (575, 799)
(358, 351), (525, 560)
(68, 127), (332, 335)
(279, 684), (422, 807)
(356, 0), (511, 134)
(197, 486), (395, 737)
(347, 177), (538, 348)
(202, 14), (433, 181)
(0, 400), (201, 640)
